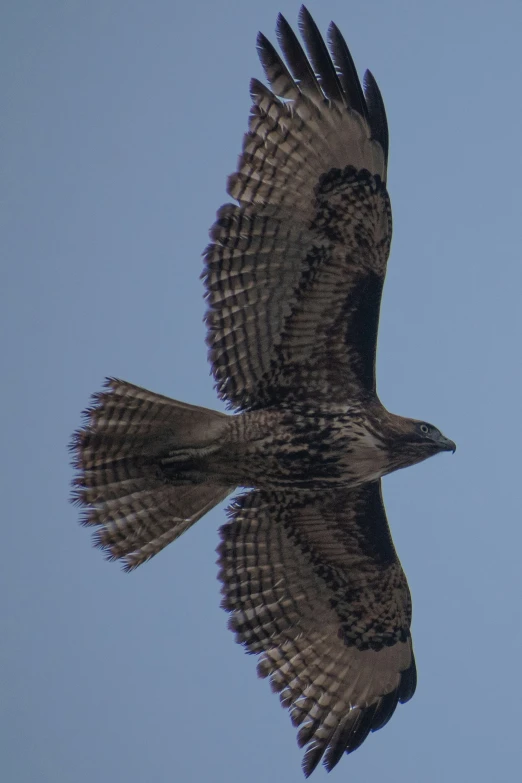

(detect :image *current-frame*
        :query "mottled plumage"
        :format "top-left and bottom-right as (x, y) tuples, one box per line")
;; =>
(70, 6), (455, 777)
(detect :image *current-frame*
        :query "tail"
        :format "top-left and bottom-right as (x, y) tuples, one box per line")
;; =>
(70, 378), (234, 570)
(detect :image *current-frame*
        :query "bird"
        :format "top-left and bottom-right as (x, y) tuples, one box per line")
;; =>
(70, 6), (455, 777)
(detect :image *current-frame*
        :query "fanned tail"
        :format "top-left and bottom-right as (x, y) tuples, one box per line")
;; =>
(70, 378), (234, 570)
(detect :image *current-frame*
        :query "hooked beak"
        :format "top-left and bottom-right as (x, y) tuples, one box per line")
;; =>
(438, 434), (456, 453)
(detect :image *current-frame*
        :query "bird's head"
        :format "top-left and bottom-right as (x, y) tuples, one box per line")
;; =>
(384, 414), (456, 470)
(407, 419), (456, 453)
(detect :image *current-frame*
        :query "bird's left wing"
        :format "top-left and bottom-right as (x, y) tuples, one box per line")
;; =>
(204, 7), (391, 410)
(218, 481), (415, 777)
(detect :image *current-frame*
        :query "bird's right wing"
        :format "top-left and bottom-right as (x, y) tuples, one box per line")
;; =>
(218, 481), (415, 777)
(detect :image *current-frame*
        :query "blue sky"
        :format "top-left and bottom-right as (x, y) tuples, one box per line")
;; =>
(2, 1), (522, 781)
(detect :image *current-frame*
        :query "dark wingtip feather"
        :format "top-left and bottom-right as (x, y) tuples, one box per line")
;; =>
(345, 704), (376, 754)
(327, 21), (369, 120)
(256, 30), (298, 101)
(256, 31), (278, 69)
(371, 688), (401, 731)
(364, 69), (389, 165)
(255, 31), (277, 78)
(399, 654), (417, 703)
(302, 740), (326, 778)
(322, 720), (351, 772)
(275, 11), (321, 97)
(323, 705), (377, 772)
(297, 5), (344, 103)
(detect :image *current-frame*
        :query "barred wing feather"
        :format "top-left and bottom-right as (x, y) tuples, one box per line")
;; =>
(218, 482), (416, 776)
(204, 7), (392, 409)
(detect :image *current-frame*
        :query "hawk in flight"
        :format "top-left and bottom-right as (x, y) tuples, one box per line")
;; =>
(71, 6), (455, 776)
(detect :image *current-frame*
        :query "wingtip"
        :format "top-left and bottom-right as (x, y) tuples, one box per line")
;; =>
(276, 10), (289, 33)
(301, 742), (324, 778)
(298, 4), (312, 29)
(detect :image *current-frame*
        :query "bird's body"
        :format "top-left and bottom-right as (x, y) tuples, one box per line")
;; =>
(224, 404), (390, 489)
(71, 6), (454, 777)
(163, 403), (445, 490)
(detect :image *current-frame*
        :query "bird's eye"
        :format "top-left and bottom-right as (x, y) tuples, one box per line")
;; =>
(420, 424), (429, 434)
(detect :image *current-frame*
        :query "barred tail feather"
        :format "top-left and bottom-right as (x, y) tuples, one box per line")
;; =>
(70, 378), (234, 570)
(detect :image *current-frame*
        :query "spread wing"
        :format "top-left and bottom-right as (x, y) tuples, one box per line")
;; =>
(203, 7), (392, 410)
(218, 481), (416, 777)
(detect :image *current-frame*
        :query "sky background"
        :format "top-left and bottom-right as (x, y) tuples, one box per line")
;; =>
(2, 1), (522, 781)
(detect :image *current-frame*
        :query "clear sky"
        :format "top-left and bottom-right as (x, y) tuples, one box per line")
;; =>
(3, 1), (522, 781)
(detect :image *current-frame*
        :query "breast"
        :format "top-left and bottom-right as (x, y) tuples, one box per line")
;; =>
(215, 408), (391, 490)
(338, 422), (392, 484)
